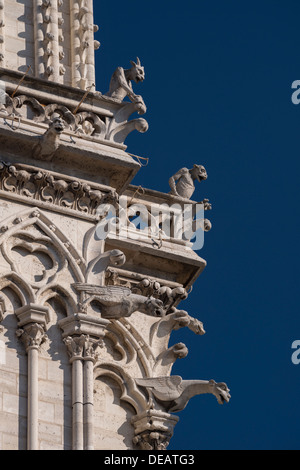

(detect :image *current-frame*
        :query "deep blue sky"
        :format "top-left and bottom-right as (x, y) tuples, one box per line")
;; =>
(93, 1), (300, 450)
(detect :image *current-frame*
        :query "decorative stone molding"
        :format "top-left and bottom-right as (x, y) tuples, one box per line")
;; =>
(70, 0), (98, 89)
(0, 91), (148, 145)
(0, 207), (86, 325)
(106, 272), (189, 312)
(58, 313), (109, 341)
(0, 160), (118, 219)
(15, 303), (50, 330)
(105, 101), (149, 145)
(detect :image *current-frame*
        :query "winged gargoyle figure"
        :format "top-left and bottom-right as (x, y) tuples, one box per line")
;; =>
(135, 376), (231, 412)
(74, 283), (165, 320)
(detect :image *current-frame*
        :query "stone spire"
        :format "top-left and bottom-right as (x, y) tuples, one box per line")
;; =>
(0, 0), (99, 89)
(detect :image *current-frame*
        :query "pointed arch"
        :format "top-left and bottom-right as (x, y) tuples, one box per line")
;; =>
(0, 271), (35, 307)
(37, 283), (77, 317)
(0, 207), (86, 286)
(94, 362), (147, 415)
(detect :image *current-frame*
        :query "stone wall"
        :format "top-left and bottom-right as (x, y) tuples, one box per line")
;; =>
(0, 199), (91, 449)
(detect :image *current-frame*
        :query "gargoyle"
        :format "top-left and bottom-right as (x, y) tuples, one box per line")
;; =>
(168, 308), (206, 335)
(33, 117), (65, 161)
(169, 164), (207, 200)
(105, 57), (147, 115)
(73, 284), (166, 320)
(150, 308), (205, 349)
(135, 376), (231, 413)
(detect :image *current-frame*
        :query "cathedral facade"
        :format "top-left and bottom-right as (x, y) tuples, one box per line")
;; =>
(0, 0), (230, 450)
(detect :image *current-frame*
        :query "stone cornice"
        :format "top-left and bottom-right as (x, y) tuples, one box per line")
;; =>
(0, 160), (118, 221)
(0, 69), (149, 148)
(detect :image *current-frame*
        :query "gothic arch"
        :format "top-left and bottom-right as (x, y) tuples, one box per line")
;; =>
(0, 271), (35, 307)
(0, 207), (85, 295)
(94, 362), (147, 415)
(36, 284), (77, 318)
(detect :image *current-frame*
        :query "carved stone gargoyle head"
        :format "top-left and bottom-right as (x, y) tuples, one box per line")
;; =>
(50, 116), (65, 135)
(129, 57), (145, 84)
(143, 297), (165, 318)
(33, 115), (65, 161)
(190, 164), (207, 183)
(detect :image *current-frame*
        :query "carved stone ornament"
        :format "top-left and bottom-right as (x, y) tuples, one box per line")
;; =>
(32, 117), (65, 161)
(16, 323), (48, 352)
(105, 58), (147, 114)
(63, 334), (103, 363)
(132, 410), (179, 450)
(106, 273), (190, 314)
(133, 431), (172, 451)
(169, 164), (208, 200)
(73, 283), (165, 320)
(135, 376), (231, 412)
(0, 91), (148, 145)
(0, 160), (118, 219)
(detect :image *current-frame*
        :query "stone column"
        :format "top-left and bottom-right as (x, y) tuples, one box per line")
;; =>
(63, 335), (85, 450)
(15, 304), (50, 451)
(59, 313), (109, 450)
(83, 336), (103, 450)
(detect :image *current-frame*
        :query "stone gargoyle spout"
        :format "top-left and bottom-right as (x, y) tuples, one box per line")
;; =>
(135, 376), (231, 413)
(74, 284), (166, 320)
(33, 116), (65, 161)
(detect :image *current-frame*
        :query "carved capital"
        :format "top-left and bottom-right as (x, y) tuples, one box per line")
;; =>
(63, 334), (103, 363)
(16, 323), (47, 352)
(14, 304), (50, 352)
(132, 410), (179, 451)
(133, 431), (171, 450)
